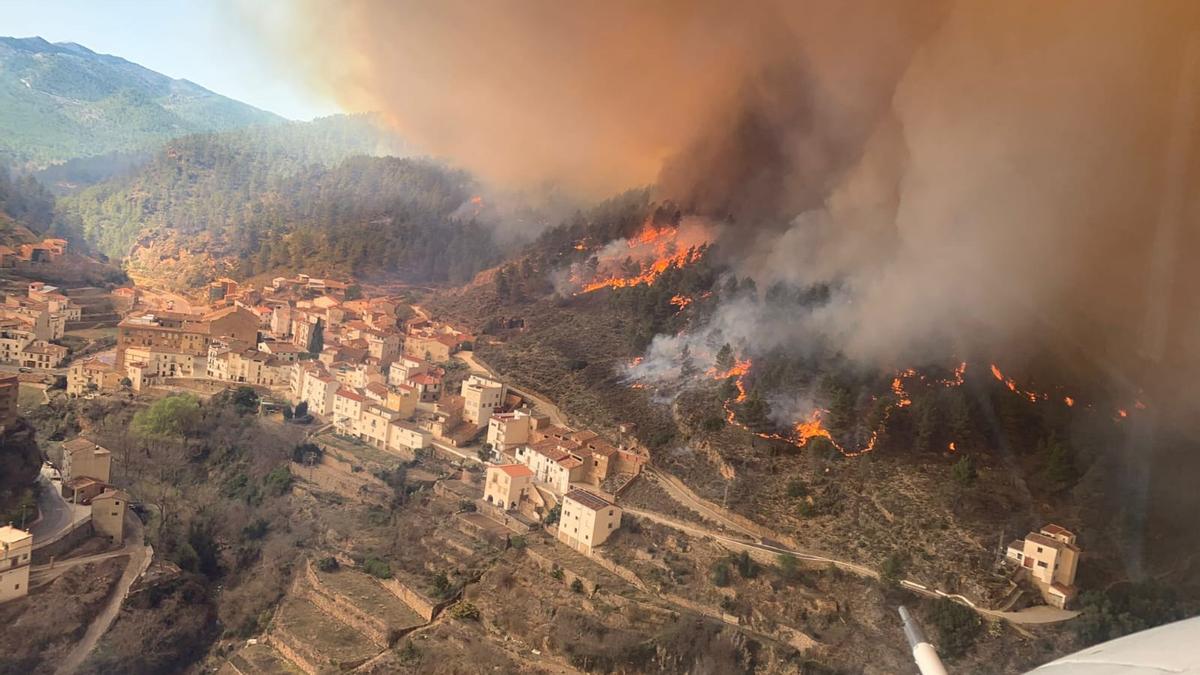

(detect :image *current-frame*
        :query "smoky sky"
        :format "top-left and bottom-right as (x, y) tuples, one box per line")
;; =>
(270, 0), (1200, 411)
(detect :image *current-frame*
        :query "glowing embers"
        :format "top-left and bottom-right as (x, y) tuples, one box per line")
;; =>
(989, 363), (1143, 420)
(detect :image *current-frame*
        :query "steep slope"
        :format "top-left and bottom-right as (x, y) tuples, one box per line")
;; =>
(56, 121), (495, 288)
(0, 36), (284, 168)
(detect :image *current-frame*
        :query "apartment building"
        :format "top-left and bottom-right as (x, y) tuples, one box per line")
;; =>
(556, 489), (622, 556)
(484, 464), (534, 510)
(300, 371), (339, 417)
(0, 525), (32, 603)
(461, 375), (504, 427)
(387, 420), (432, 455)
(92, 488), (129, 542)
(486, 410), (532, 454)
(332, 388), (366, 433)
(385, 385), (418, 417)
(67, 356), (123, 396)
(116, 312), (209, 368)
(1006, 524), (1081, 608)
(513, 440), (586, 493)
(61, 436), (112, 484)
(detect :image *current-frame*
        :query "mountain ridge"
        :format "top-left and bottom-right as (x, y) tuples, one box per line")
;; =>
(0, 35), (286, 168)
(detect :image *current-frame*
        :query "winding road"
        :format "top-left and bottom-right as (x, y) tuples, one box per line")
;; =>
(54, 514), (152, 675)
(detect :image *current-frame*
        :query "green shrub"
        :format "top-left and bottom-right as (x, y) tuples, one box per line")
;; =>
(786, 479), (807, 498)
(316, 556), (339, 572)
(449, 602), (480, 621)
(711, 561), (732, 587)
(363, 557), (392, 579)
(735, 551), (757, 579)
(927, 597), (982, 659)
(570, 578), (584, 593)
(777, 554), (799, 581)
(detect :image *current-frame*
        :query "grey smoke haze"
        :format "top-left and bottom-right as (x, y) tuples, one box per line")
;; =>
(271, 0), (1200, 409)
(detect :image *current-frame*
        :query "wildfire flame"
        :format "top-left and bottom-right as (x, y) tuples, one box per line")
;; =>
(573, 220), (709, 294)
(670, 294), (693, 310)
(948, 441), (957, 452)
(991, 362), (1141, 419)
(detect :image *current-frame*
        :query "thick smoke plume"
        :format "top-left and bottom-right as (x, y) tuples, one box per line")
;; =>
(270, 1), (1200, 413)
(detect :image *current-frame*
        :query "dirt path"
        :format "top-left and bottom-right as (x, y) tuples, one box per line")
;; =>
(28, 547), (134, 588)
(624, 506), (879, 579)
(56, 516), (153, 675)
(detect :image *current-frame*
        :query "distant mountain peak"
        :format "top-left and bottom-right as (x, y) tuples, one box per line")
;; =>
(0, 35), (285, 168)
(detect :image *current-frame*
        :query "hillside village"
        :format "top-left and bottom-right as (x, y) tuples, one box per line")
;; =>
(0, 267), (1104, 674)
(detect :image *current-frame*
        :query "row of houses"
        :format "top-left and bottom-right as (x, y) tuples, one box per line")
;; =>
(0, 282), (79, 371)
(485, 411), (646, 493)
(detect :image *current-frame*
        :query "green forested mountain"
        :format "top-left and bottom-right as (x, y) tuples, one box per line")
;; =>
(56, 121), (497, 286)
(0, 36), (285, 168)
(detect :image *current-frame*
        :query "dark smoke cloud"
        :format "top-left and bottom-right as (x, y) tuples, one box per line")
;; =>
(266, 0), (1200, 412)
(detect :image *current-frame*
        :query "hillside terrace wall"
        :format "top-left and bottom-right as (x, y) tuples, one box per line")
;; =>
(266, 630), (320, 675)
(301, 562), (390, 647)
(291, 453), (391, 506)
(378, 575), (451, 622)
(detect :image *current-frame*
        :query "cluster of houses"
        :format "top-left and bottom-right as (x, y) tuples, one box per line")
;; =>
(63, 271), (650, 559)
(0, 282), (77, 371)
(0, 369), (127, 604)
(479, 408), (646, 556)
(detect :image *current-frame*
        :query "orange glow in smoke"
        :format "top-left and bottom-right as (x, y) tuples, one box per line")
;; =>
(948, 441), (957, 453)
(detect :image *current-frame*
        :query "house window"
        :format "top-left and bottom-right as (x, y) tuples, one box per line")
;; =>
(1037, 561), (1048, 568)
(1037, 546), (1043, 553)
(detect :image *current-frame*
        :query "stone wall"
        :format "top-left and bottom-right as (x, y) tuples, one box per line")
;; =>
(301, 562), (390, 646)
(267, 629), (320, 675)
(31, 517), (93, 564)
(378, 576), (450, 622)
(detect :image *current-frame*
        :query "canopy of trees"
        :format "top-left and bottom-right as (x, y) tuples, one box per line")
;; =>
(56, 121), (498, 284)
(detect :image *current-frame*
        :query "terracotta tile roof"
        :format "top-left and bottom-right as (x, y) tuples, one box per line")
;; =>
(493, 464), (534, 478)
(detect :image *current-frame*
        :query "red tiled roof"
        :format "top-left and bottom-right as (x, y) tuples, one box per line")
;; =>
(493, 464), (533, 478)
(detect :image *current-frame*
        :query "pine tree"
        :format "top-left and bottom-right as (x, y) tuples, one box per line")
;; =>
(715, 343), (734, 371)
(680, 344), (697, 379)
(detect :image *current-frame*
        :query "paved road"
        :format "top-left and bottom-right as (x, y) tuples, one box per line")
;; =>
(30, 468), (89, 545)
(56, 515), (152, 675)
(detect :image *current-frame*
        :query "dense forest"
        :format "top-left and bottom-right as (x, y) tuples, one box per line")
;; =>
(0, 163), (54, 231)
(54, 117), (498, 285)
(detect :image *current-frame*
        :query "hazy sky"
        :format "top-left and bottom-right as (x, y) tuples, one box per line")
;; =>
(1, 0), (340, 120)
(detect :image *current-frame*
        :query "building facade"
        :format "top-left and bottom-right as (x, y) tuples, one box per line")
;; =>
(556, 489), (622, 556)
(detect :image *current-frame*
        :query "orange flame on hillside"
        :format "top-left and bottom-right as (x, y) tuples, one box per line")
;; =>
(670, 294), (693, 310)
(574, 221), (709, 294)
(991, 362), (1141, 419)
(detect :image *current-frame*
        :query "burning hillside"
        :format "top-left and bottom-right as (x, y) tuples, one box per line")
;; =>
(563, 217), (713, 294)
